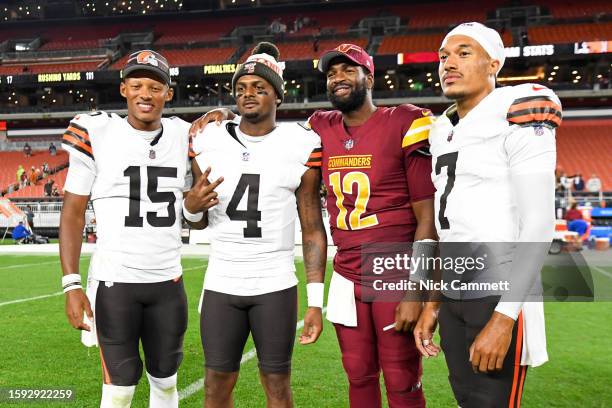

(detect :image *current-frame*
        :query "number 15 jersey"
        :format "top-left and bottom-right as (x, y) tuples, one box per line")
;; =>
(62, 112), (191, 283)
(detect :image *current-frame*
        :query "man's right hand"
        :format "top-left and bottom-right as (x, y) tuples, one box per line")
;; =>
(184, 166), (224, 213)
(188, 108), (235, 137)
(413, 302), (441, 358)
(65, 289), (93, 331)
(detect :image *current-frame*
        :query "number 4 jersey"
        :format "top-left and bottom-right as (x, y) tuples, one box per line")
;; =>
(62, 112), (191, 283)
(192, 121), (321, 296)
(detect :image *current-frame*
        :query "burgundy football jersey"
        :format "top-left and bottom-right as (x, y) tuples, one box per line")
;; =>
(308, 105), (435, 282)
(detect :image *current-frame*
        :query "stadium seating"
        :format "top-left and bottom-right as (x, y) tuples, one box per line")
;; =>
(0, 151), (68, 194)
(0, 61), (105, 75)
(528, 22), (612, 44)
(240, 38), (368, 62)
(388, 3), (493, 29)
(539, 0), (612, 19)
(4, 167), (68, 198)
(556, 119), (612, 190)
(154, 16), (258, 45)
(377, 30), (513, 55)
(111, 47), (237, 68)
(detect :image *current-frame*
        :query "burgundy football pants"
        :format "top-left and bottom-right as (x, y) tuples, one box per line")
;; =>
(333, 283), (425, 408)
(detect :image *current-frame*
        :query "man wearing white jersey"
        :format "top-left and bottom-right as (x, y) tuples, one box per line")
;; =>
(60, 50), (192, 408)
(183, 42), (327, 408)
(413, 23), (560, 407)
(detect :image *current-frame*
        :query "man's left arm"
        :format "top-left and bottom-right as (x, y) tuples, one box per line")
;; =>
(395, 148), (438, 332)
(296, 167), (327, 345)
(470, 125), (556, 373)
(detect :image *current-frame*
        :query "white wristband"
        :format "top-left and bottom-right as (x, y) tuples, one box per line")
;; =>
(182, 199), (204, 223)
(306, 283), (324, 308)
(62, 273), (82, 293)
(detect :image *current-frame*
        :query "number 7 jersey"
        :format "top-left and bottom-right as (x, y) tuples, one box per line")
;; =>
(429, 84), (561, 242)
(62, 112), (191, 283)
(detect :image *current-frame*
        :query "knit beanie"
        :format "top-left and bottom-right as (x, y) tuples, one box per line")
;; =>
(232, 42), (285, 105)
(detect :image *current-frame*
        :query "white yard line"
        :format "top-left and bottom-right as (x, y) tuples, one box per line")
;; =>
(179, 307), (327, 402)
(0, 265), (204, 307)
(0, 292), (63, 307)
(592, 265), (612, 280)
(0, 260), (60, 271)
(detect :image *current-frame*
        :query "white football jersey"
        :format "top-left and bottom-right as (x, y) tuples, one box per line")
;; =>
(429, 84), (561, 243)
(193, 121), (321, 296)
(62, 112), (191, 283)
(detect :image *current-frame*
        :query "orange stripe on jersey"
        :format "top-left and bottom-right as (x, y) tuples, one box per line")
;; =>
(508, 112), (562, 127)
(507, 100), (561, 114)
(67, 125), (90, 142)
(63, 133), (93, 156)
(306, 161), (322, 168)
(509, 312), (524, 408)
(516, 365), (527, 407)
(308, 152), (322, 159)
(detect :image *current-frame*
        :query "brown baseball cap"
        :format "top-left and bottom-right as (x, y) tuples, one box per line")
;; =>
(122, 50), (171, 84)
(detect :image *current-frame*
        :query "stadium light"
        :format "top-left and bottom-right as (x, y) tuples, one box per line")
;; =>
(553, 65), (559, 70)
(435, 83), (440, 87)
(408, 79), (413, 83)
(426, 73), (431, 77)
(551, 72), (556, 76)
(384, 75), (389, 79)
(572, 70), (578, 74)
(576, 76), (581, 80)
(573, 79), (578, 83)
(597, 74), (603, 79)
(548, 77), (553, 81)
(427, 78), (432, 82)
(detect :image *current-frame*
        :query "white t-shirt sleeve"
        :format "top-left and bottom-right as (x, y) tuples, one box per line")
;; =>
(64, 152), (97, 196)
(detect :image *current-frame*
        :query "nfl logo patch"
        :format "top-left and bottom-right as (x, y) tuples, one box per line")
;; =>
(244, 62), (256, 74)
(242, 151), (250, 161)
(344, 139), (354, 150)
(149, 150), (156, 159)
(534, 126), (544, 136)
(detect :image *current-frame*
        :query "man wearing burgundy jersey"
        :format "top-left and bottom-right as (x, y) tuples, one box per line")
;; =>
(308, 44), (437, 408)
(188, 44), (436, 408)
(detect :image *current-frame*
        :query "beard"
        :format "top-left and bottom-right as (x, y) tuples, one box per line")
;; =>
(327, 79), (367, 113)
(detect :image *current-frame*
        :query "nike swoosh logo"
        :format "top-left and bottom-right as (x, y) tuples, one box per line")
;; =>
(532, 85), (546, 91)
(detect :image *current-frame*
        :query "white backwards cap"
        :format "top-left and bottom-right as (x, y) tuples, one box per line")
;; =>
(441, 22), (506, 75)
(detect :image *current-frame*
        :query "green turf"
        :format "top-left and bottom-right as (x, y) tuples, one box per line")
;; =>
(0, 255), (611, 407)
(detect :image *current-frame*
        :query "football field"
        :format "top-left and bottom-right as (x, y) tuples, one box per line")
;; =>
(1, 253), (611, 407)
